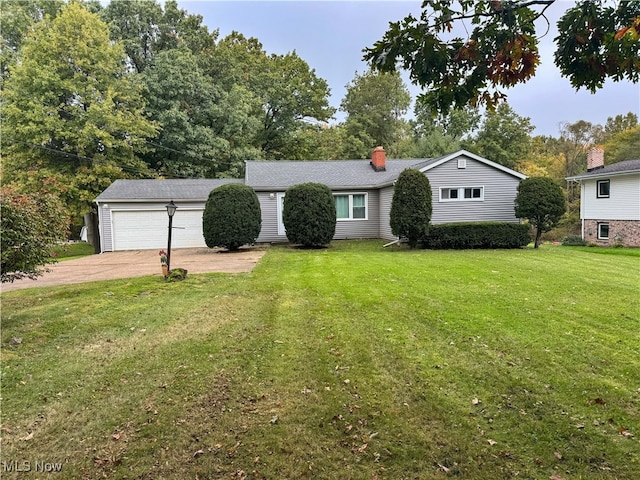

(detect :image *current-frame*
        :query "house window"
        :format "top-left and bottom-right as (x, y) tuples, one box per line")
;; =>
(597, 179), (610, 198)
(440, 187), (483, 202)
(334, 193), (367, 220)
(597, 222), (609, 240)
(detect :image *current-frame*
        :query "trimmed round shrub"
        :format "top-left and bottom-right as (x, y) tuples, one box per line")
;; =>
(514, 177), (566, 248)
(283, 183), (336, 247)
(202, 183), (261, 251)
(390, 168), (432, 248)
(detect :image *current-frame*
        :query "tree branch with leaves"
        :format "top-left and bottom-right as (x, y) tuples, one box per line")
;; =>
(364, 0), (639, 114)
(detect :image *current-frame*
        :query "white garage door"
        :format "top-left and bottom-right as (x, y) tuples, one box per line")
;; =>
(112, 209), (206, 251)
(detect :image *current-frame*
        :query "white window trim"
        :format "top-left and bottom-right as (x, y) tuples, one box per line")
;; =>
(596, 179), (610, 198)
(597, 222), (609, 240)
(334, 192), (368, 221)
(276, 192), (286, 236)
(439, 186), (484, 202)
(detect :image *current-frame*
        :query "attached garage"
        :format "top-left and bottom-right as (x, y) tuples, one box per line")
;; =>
(111, 209), (207, 251)
(95, 179), (243, 252)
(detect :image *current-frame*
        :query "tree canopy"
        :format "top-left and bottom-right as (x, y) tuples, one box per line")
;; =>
(2, 2), (157, 224)
(364, 0), (640, 114)
(340, 70), (411, 159)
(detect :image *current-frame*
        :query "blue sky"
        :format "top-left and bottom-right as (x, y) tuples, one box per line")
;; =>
(179, 0), (640, 137)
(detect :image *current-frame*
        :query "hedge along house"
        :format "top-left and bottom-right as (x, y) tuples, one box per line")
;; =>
(95, 149), (526, 251)
(566, 147), (640, 247)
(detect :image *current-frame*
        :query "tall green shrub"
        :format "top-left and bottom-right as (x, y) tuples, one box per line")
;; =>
(514, 177), (566, 248)
(390, 169), (432, 248)
(202, 183), (261, 251)
(283, 183), (336, 247)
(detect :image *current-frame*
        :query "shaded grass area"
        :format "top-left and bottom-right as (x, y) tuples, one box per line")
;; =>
(50, 242), (95, 261)
(1, 241), (639, 479)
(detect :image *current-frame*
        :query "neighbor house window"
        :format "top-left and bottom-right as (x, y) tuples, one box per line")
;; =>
(597, 180), (610, 198)
(334, 193), (367, 220)
(597, 223), (609, 240)
(440, 187), (483, 201)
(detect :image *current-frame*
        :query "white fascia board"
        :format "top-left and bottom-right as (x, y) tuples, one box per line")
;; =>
(418, 149), (528, 179)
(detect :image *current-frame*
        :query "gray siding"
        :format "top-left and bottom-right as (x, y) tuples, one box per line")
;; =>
(335, 190), (380, 239)
(98, 201), (206, 252)
(255, 189), (381, 243)
(426, 158), (521, 224)
(379, 186), (396, 240)
(256, 192), (285, 243)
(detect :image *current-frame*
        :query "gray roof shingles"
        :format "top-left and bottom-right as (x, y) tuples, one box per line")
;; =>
(568, 159), (640, 180)
(95, 178), (243, 201)
(245, 159), (427, 189)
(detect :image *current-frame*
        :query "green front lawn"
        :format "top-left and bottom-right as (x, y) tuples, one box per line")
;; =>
(1, 241), (639, 479)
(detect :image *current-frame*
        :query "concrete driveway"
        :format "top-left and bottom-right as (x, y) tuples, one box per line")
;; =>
(1, 247), (267, 292)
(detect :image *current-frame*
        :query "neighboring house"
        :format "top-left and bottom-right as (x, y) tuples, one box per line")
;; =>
(566, 147), (640, 247)
(95, 149), (526, 251)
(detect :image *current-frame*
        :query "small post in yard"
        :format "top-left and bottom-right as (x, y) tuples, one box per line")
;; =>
(165, 200), (177, 276)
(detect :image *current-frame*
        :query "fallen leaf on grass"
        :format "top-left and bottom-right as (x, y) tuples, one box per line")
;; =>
(19, 432), (34, 441)
(472, 397), (480, 405)
(554, 451), (563, 460)
(270, 415), (279, 425)
(193, 449), (204, 458)
(619, 426), (634, 438)
(550, 475), (565, 480)
(437, 463), (450, 473)
(487, 439), (497, 446)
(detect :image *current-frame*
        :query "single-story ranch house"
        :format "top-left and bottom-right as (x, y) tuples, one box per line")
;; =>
(95, 149), (527, 252)
(566, 147), (640, 247)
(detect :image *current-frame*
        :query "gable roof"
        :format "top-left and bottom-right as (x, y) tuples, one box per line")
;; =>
(245, 150), (526, 190)
(95, 178), (243, 202)
(244, 158), (424, 190)
(417, 150), (527, 179)
(566, 159), (640, 181)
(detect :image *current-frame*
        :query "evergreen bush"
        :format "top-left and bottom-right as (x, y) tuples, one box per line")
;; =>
(390, 169), (432, 248)
(283, 183), (336, 247)
(423, 222), (530, 249)
(202, 183), (261, 251)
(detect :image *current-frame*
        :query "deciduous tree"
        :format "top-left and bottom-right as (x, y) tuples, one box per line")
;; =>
(1, 187), (69, 283)
(364, 0), (640, 114)
(2, 2), (157, 223)
(340, 70), (411, 158)
(468, 103), (534, 169)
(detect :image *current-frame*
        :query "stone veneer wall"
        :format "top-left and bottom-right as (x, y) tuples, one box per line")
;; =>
(584, 219), (640, 247)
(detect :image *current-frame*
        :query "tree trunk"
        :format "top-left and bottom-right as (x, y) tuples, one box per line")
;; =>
(84, 211), (101, 254)
(534, 227), (543, 248)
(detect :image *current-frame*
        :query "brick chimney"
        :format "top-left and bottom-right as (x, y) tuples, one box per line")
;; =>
(587, 147), (604, 171)
(371, 146), (386, 172)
